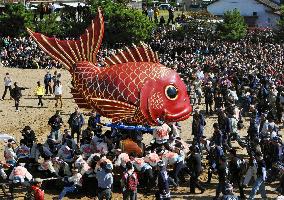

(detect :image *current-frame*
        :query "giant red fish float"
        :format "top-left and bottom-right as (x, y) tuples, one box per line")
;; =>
(27, 9), (192, 125)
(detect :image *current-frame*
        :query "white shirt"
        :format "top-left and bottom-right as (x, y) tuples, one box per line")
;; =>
(4, 146), (17, 162)
(153, 123), (171, 144)
(4, 76), (12, 86)
(54, 84), (63, 95)
(38, 160), (56, 173)
(57, 145), (73, 162)
(68, 173), (82, 187)
(9, 166), (33, 183)
(114, 153), (130, 168)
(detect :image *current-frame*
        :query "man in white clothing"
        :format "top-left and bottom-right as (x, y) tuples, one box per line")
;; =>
(58, 168), (82, 200)
(1, 72), (12, 100)
(9, 163), (33, 196)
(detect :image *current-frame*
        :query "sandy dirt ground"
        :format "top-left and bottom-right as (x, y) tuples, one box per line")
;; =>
(0, 66), (282, 199)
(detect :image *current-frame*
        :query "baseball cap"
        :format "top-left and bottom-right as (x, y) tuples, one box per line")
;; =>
(34, 178), (43, 183)
(105, 163), (113, 170)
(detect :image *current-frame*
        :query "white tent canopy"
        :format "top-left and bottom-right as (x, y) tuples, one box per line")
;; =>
(62, 2), (85, 7)
(0, 133), (15, 142)
(53, 3), (65, 9)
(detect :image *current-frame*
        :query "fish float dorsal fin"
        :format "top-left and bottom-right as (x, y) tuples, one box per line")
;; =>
(104, 43), (159, 67)
(27, 8), (104, 71)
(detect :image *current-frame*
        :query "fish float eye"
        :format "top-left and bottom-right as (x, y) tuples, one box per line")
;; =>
(165, 85), (178, 100)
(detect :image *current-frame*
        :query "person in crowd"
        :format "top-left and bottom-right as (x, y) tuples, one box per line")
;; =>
(121, 161), (139, 200)
(151, 118), (171, 151)
(52, 71), (60, 91)
(204, 81), (214, 115)
(221, 183), (239, 200)
(155, 160), (171, 200)
(243, 154), (257, 187)
(159, 16), (165, 26)
(15, 139), (30, 163)
(248, 152), (267, 200)
(187, 145), (205, 194)
(10, 82), (28, 112)
(58, 138), (75, 166)
(96, 162), (113, 200)
(30, 178), (45, 200)
(44, 71), (52, 95)
(1, 72), (12, 100)
(4, 139), (17, 166)
(192, 107), (206, 149)
(54, 80), (63, 108)
(9, 163), (33, 196)
(68, 107), (85, 144)
(148, 7), (154, 21)
(87, 109), (101, 132)
(34, 81), (45, 107)
(48, 110), (63, 141)
(30, 143), (53, 163)
(38, 156), (57, 178)
(131, 153), (153, 192)
(228, 148), (245, 199)
(154, 7), (159, 23)
(167, 6), (174, 25)
(210, 123), (223, 147)
(214, 155), (227, 200)
(21, 125), (36, 148)
(58, 168), (82, 200)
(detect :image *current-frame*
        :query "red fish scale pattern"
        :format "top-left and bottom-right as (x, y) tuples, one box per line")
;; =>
(72, 62), (171, 124)
(75, 62), (170, 106)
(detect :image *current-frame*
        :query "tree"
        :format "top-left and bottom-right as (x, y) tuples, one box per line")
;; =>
(36, 13), (61, 37)
(217, 9), (247, 41)
(0, 3), (34, 37)
(89, 0), (156, 45)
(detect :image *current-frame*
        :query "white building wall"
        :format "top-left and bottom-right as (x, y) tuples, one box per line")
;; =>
(207, 0), (280, 28)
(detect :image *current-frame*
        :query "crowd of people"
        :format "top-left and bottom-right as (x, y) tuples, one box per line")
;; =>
(1, 13), (284, 200)
(0, 36), (61, 69)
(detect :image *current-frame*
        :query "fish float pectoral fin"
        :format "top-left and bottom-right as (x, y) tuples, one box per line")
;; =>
(91, 98), (137, 119)
(27, 8), (104, 71)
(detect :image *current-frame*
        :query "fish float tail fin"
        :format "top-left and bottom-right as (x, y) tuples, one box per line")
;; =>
(27, 8), (104, 71)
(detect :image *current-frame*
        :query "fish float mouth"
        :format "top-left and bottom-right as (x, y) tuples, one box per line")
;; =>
(164, 106), (192, 122)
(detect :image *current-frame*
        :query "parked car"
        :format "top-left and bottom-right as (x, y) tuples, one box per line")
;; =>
(159, 3), (171, 10)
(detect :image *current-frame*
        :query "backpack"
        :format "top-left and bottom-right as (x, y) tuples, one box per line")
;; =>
(24, 188), (36, 200)
(126, 172), (138, 191)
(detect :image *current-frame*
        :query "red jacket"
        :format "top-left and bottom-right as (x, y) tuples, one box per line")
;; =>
(31, 185), (44, 200)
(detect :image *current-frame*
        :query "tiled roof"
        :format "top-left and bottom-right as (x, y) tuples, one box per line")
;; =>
(255, 0), (281, 10)
(208, 0), (281, 10)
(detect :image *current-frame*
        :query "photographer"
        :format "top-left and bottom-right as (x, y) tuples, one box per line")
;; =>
(21, 126), (36, 148)
(48, 110), (63, 142)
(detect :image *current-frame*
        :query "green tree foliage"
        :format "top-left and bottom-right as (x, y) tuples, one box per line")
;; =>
(36, 14), (61, 36)
(0, 1), (155, 45)
(89, 0), (156, 45)
(57, 6), (93, 38)
(0, 3), (34, 37)
(218, 9), (247, 41)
